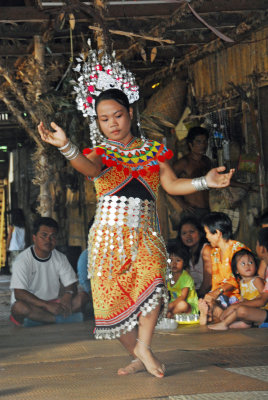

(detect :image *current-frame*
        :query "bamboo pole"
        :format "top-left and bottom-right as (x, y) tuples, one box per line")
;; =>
(88, 25), (175, 45)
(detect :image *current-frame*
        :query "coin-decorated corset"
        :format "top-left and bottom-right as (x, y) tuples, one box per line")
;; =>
(83, 137), (173, 200)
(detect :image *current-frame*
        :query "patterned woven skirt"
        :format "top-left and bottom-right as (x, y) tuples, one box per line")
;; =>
(88, 195), (169, 339)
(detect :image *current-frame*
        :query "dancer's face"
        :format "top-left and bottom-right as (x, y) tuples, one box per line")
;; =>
(180, 223), (200, 248)
(97, 99), (133, 144)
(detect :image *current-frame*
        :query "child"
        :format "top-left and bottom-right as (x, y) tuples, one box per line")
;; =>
(208, 249), (267, 330)
(167, 245), (199, 318)
(209, 228), (268, 330)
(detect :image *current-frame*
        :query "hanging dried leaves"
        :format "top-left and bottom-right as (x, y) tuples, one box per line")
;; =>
(69, 13), (75, 30)
(140, 47), (147, 62)
(151, 47), (157, 63)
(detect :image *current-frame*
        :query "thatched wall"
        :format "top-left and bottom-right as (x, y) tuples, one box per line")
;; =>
(191, 27), (268, 102)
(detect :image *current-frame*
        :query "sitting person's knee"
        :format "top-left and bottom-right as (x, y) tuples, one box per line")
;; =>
(11, 300), (31, 317)
(237, 306), (248, 319)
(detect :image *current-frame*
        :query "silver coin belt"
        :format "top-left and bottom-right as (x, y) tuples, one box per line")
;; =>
(88, 195), (167, 280)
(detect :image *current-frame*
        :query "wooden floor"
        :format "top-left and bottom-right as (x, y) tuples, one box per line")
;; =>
(1, 274), (268, 400)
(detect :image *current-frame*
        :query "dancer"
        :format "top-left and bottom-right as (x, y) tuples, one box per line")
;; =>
(38, 87), (233, 378)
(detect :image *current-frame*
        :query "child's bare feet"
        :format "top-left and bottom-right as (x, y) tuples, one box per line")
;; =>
(198, 299), (209, 325)
(117, 359), (145, 375)
(208, 322), (228, 331)
(229, 321), (252, 329)
(134, 339), (165, 378)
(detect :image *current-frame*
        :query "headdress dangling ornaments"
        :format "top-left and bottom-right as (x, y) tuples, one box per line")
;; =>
(73, 39), (140, 147)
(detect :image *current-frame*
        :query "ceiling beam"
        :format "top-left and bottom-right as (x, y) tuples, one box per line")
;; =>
(0, 5), (178, 22)
(0, 0), (267, 23)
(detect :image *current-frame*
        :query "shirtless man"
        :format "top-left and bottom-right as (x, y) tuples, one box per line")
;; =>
(173, 127), (211, 220)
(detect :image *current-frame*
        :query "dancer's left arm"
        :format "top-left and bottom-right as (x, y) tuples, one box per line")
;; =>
(160, 161), (234, 196)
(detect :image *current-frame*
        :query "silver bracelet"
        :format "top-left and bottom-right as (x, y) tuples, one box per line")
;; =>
(60, 144), (76, 158)
(58, 140), (70, 151)
(191, 176), (209, 191)
(60, 142), (80, 160)
(67, 147), (80, 160)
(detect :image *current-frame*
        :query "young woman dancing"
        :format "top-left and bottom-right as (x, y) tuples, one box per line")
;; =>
(38, 88), (234, 378)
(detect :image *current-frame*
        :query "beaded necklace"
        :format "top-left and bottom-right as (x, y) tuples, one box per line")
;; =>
(83, 137), (173, 178)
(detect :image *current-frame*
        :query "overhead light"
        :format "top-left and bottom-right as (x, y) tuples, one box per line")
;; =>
(0, 113), (8, 121)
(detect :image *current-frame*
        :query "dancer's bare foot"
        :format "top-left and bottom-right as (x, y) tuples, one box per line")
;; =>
(134, 339), (165, 378)
(117, 359), (145, 375)
(208, 322), (228, 331)
(198, 299), (209, 326)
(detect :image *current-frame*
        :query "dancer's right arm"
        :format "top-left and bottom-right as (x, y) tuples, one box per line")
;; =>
(38, 121), (103, 178)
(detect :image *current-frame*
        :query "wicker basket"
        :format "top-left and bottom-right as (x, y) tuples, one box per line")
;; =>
(142, 78), (187, 127)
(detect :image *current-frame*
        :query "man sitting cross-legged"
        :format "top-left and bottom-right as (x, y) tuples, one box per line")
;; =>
(10, 217), (89, 327)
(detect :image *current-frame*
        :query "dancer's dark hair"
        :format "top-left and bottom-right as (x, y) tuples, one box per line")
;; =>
(95, 89), (130, 113)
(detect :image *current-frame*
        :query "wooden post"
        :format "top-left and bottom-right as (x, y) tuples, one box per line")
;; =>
(34, 35), (52, 217)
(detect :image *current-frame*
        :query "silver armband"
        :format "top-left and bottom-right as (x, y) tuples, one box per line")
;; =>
(59, 141), (80, 160)
(191, 176), (209, 191)
(58, 141), (70, 151)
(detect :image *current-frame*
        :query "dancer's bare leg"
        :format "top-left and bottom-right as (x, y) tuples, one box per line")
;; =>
(133, 303), (165, 378)
(118, 327), (145, 375)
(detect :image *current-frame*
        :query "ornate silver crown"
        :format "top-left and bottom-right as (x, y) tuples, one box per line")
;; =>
(73, 40), (139, 146)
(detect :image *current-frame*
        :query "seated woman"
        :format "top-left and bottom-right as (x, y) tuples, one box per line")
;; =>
(166, 245), (199, 319)
(199, 212), (248, 325)
(177, 216), (212, 297)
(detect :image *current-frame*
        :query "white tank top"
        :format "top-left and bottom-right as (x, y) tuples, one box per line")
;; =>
(9, 226), (25, 251)
(188, 243), (208, 290)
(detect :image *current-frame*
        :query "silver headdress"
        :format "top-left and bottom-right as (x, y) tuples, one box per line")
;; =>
(73, 40), (140, 147)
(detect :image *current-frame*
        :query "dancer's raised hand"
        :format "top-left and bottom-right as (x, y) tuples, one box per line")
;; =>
(38, 121), (68, 148)
(205, 167), (235, 189)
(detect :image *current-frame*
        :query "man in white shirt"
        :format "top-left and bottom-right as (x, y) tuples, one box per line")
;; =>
(10, 217), (89, 326)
